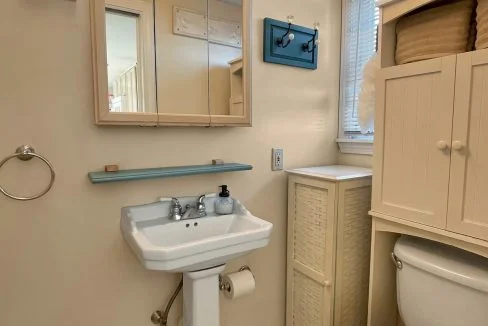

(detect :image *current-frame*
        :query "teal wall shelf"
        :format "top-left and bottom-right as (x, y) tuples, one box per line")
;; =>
(88, 163), (253, 184)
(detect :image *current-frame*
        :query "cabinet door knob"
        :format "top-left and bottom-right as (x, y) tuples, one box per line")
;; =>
(436, 140), (449, 150)
(452, 141), (465, 151)
(324, 280), (331, 287)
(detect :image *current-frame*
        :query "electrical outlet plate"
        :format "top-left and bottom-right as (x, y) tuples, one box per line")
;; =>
(272, 148), (284, 171)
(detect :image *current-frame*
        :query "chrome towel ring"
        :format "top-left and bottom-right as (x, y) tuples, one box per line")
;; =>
(0, 145), (55, 201)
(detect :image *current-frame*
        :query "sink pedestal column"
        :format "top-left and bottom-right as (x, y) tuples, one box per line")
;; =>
(183, 265), (226, 326)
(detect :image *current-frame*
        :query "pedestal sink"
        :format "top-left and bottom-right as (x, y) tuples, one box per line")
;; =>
(121, 194), (273, 326)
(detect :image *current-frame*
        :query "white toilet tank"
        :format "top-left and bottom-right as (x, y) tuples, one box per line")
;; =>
(394, 236), (488, 326)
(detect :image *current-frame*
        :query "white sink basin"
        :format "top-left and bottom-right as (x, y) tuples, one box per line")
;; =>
(121, 194), (273, 272)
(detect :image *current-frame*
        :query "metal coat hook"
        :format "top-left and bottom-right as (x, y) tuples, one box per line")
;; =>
(303, 22), (320, 53)
(276, 15), (295, 48)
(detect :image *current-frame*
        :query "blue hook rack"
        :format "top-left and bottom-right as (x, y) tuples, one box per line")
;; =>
(263, 17), (319, 70)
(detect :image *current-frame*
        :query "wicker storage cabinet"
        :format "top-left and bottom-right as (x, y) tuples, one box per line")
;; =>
(477, 0), (488, 49)
(395, 0), (474, 65)
(286, 166), (372, 326)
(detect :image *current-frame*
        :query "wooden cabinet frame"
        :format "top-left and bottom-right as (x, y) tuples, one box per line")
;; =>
(90, 0), (158, 126)
(368, 213), (488, 326)
(90, 0), (252, 127)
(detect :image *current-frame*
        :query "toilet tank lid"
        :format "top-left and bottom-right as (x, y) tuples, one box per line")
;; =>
(394, 236), (488, 293)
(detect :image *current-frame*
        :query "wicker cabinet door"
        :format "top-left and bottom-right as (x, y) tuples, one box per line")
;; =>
(334, 179), (372, 326)
(287, 176), (337, 326)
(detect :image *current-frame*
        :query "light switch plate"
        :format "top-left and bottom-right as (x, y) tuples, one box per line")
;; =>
(272, 148), (284, 171)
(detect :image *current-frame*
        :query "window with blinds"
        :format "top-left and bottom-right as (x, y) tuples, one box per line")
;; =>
(340, 0), (379, 137)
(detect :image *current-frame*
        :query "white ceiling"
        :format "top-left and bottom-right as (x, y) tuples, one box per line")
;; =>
(105, 10), (138, 88)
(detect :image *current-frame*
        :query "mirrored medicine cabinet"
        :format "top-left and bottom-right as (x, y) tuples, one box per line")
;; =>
(90, 0), (252, 127)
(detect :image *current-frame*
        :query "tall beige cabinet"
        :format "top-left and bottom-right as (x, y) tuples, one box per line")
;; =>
(369, 1), (488, 325)
(286, 166), (372, 326)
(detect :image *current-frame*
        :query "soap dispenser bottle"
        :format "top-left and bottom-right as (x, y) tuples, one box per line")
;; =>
(215, 185), (234, 215)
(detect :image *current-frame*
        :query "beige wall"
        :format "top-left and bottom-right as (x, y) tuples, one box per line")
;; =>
(0, 0), (341, 325)
(338, 153), (373, 168)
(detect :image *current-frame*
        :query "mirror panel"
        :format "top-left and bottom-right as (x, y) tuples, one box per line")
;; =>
(154, 0), (210, 120)
(105, 9), (141, 113)
(208, 0), (243, 117)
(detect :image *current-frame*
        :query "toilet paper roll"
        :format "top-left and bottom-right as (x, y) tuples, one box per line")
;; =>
(222, 269), (255, 299)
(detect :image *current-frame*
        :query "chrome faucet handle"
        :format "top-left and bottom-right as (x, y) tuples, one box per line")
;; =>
(171, 197), (182, 207)
(196, 195), (206, 215)
(170, 198), (183, 220)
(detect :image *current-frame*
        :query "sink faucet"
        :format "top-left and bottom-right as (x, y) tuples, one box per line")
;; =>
(170, 198), (183, 221)
(170, 195), (207, 221)
(182, 195), (207, 220)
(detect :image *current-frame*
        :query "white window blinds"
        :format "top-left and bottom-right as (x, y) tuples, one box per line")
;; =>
(340, 0), (379, 135)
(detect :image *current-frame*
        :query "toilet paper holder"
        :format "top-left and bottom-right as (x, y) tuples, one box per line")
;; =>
(219, 265), (254, 292)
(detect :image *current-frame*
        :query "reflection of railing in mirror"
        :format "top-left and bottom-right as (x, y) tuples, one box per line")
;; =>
(109, 65), (140, 113)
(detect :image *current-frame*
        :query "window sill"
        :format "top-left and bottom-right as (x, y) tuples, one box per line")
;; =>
(337, 138), (373, 155)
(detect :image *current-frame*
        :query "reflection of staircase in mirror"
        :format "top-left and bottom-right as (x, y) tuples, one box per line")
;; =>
(229, 57), (243, 116)
(111, 65), (139, 113)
